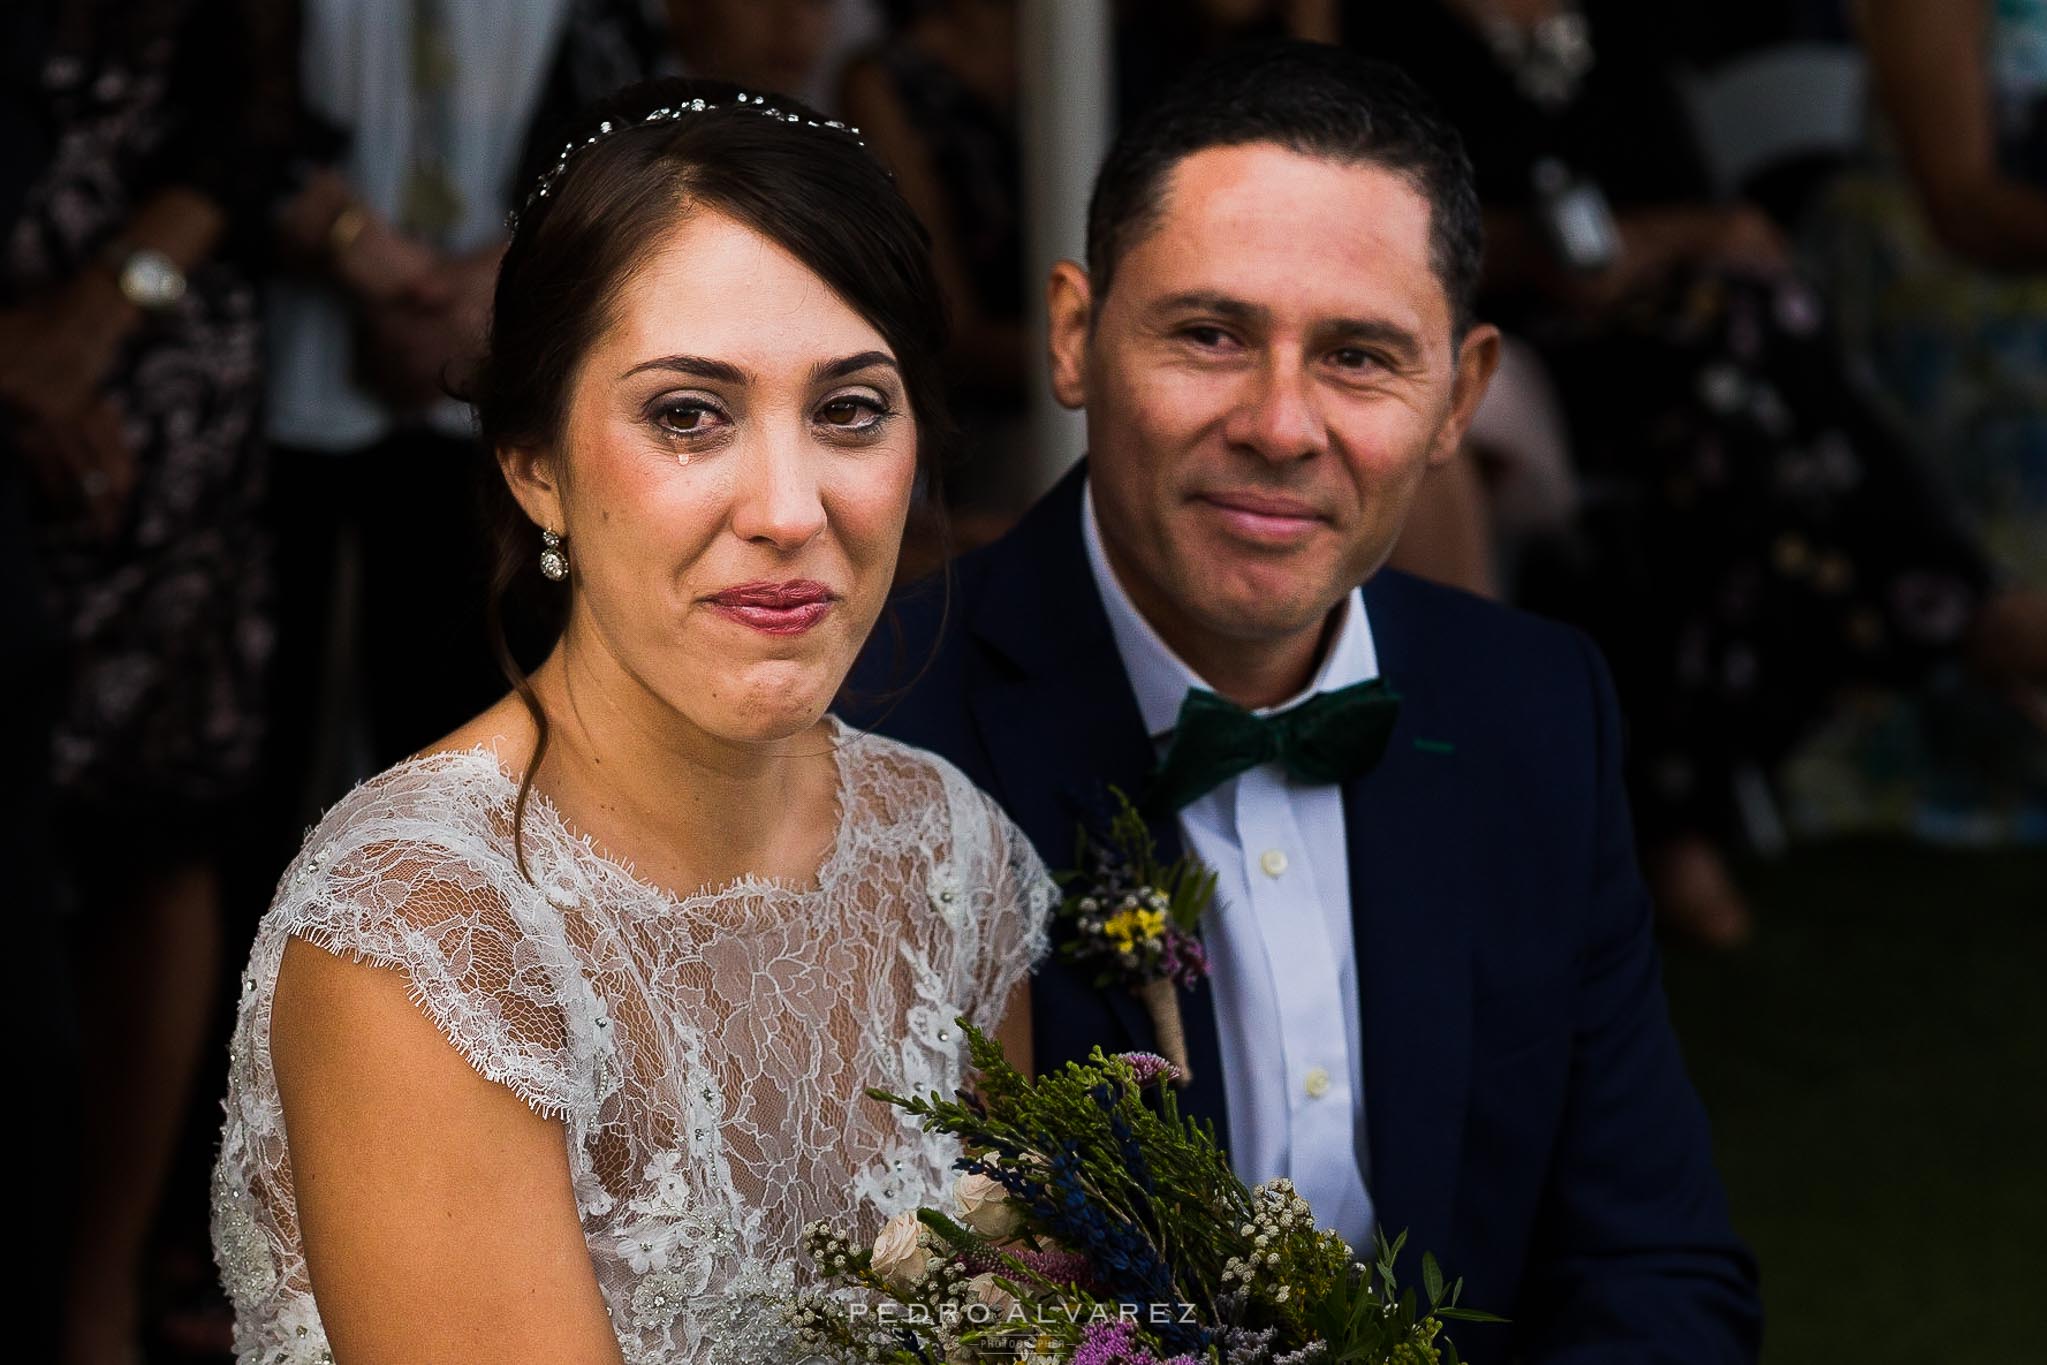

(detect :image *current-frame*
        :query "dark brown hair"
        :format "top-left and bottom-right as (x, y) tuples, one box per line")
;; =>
(1087, 40), (1484, 338)
(468, 77), (953, 874)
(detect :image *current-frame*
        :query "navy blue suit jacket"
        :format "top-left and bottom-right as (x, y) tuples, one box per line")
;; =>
(845, 463), (1761, 1362)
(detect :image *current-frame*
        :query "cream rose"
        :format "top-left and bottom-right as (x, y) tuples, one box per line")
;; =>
(955, 1170), (1024, 1240)
(964, 1272), (1020, 1321)
(868, 1210), (931, 1288)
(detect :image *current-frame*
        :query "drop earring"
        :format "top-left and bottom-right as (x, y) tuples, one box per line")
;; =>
(539, 528), (568, 581)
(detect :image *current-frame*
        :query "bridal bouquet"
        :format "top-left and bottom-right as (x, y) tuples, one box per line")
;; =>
(787, 1027), (1498, 1364)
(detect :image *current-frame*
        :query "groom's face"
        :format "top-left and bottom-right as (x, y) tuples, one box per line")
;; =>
(1050, 142), (1495, 652)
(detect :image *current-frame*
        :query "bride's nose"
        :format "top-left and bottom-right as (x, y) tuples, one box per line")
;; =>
(730, 422), (828, 550)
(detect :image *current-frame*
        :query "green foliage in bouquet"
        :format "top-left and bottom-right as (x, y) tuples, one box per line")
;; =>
(787, 1023), (1502, 1365)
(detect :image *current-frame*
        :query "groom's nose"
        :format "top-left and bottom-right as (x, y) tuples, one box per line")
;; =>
(1224, 351), (1329, 465)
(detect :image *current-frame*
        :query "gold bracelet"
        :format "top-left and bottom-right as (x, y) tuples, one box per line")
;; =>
(326, 203), (368, 259)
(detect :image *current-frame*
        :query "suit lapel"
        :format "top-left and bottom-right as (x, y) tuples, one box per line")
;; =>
(1348, 576), (1474, 1257)
(967, 464), (1232, 1147)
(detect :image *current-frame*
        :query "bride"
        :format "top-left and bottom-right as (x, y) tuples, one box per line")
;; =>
(210, 78), (1053, 1364)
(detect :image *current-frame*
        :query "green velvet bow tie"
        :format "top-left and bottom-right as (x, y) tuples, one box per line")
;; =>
(1145, 680), (1402, 812)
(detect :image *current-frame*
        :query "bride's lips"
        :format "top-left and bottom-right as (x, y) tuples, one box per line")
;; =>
(702, 579), (839, 635)
(1196, 490), (1326, 544)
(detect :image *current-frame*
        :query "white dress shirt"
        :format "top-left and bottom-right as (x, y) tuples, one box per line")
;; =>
(1081, 481), (1377, 1247)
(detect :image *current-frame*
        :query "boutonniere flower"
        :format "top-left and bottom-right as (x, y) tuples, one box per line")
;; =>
(1054, 788), (1216, 1083)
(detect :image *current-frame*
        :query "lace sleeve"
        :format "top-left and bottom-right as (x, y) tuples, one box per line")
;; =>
(941, 775), (1055, 1028)
(269, 830), (600, 1123)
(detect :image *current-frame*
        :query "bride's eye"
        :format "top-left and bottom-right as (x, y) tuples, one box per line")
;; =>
(650, 396), (729, 439)
(816, 392), (893, 435)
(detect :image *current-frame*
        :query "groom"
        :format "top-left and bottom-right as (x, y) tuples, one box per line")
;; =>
(849, 41), (1760, 1361)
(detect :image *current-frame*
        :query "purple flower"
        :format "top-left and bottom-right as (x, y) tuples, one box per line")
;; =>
(1114, 1052), (1182, 1089)
(1160, 929), (1210, 989)
(962, 1242), (1098, 1288)
(1073, 1321), (1141, 1365)
(1008, 1245), (1095, 1285)
(1072, 1320), (1201, 1365)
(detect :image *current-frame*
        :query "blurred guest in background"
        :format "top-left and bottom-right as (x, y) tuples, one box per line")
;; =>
(842, 0), (1028, 529)
(544, 0), (871, 114)
(2, 4), (72, 1360)
(1824, 0), (2047, 591)
(1858, 0), (2047, 270)
(1116, 0), (1339, 124)
(262, 0), (573, 838)
(537, 0), (675, 127)
(665, 0), (845, 103)
(1348, 0), (2047, 945)
(533, 0), (877, 194)
(1386, 331), (1581, 600)
(0, 2), (334, 1360)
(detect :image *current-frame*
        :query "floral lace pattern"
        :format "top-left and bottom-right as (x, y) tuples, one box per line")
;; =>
(210, 719), (1053, 1363)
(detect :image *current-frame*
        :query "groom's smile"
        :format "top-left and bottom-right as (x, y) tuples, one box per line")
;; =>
(1191, 487), (1331, 549)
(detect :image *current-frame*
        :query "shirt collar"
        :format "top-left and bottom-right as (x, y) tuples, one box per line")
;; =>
(1081, 476), (1380, 742)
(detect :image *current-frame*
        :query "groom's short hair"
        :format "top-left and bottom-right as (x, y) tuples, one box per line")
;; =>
(1085, 40), (1483, 335)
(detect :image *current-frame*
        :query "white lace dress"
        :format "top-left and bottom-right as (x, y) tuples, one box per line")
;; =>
(209, 720), (1054, 1364)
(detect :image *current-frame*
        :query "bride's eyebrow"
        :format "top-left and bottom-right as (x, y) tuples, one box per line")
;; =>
(617, 354), (750, 384)
(811, 350), (899, 383)
(615, 352), (897, 385)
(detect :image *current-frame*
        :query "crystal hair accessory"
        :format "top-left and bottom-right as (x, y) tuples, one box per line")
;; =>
(506, 93), (866, 234)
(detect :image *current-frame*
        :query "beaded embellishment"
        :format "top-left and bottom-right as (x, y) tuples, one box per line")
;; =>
(507, 93), (865, 234)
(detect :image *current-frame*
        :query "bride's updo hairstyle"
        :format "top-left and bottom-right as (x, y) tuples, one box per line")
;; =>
(468, 77), (953, 870)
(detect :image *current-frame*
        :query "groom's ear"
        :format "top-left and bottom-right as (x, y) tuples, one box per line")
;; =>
(1045, 259), (1093, 412)
(1428, 321), (1502, 468)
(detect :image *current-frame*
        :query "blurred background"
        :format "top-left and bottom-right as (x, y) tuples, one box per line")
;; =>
(6, 1), (2041, 1361)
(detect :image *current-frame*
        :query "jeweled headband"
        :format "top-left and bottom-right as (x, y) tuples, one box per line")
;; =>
(505, 92), (867, 234)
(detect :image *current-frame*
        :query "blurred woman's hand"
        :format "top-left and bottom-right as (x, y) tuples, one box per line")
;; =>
(276, 168), (453, 308)
(331, 214), (454, 310)
(1687, 204), (1794, 276)
(11, 395), (136, 538)
(351, 239), (499, 410)
(0, 270), (140, 424)
(1567, 204), (1793, 313)
(0, 291), (139, 537)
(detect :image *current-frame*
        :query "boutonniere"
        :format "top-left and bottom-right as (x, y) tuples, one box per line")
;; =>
(1054, 788), (1216, 1084)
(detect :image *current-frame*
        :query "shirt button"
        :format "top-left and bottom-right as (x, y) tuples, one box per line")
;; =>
(1259, 848), (1289, 878)
(1304, 1066), (1331, 1099)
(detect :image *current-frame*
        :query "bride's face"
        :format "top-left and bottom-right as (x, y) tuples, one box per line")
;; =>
(515, 207), (919, 744)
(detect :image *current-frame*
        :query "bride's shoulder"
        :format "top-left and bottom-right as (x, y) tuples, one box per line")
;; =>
(314, 746), (517, 843)
(306, 700), (535, 853)
(835, 719), (974, 807)
(282, 741), (532, 908)
(264, 733), (598, 1124)
(831, 720), (1034, 869)
(831, 724), (1055, 983)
